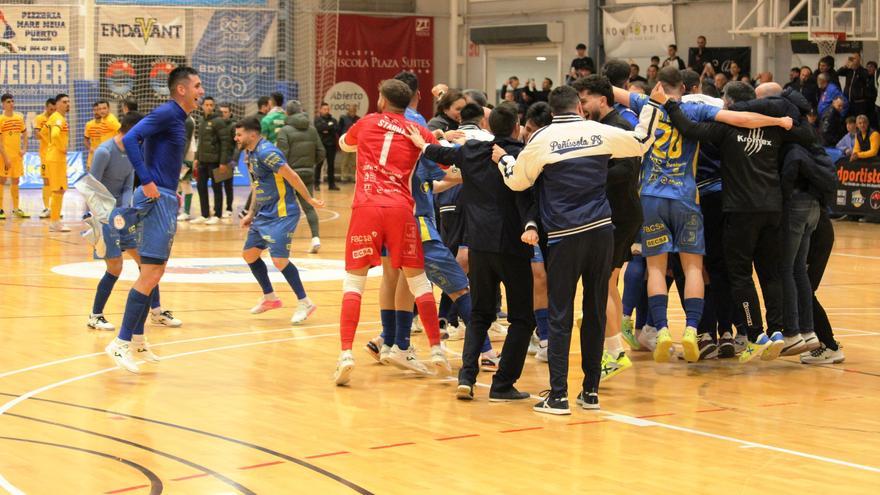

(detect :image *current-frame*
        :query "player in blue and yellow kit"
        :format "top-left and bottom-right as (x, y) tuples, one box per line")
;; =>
(614, 66), (789, 363)
(236, 116), (325, 325)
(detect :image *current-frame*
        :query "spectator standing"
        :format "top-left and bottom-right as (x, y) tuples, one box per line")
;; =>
(838, 52), (874, 122)
(337, 104), (360, 183)
(690, 35), (708, 70)
(314, 102), (339, 190)
(629, 64), (647, 84)
(568, 43), (595, 84)
(662, 44), (686, 70)
(817, 72), (848, 118)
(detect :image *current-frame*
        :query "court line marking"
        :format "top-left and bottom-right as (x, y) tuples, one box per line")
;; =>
(831, 252), (880, 260)
(0, 476), (23, 495)
(0, 321), (378, 380)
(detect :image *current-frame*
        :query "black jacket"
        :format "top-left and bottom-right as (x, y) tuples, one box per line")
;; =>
(820, 109), (847, 147)
(781, 144), (837, 207)
(427, 113), (458, 133)
(599, 109), (643, 227)
(665, 100), (813, 213)
(314, 114), (339, 148)
(838, 66), (873, 103)
(422, 136), (535, 257)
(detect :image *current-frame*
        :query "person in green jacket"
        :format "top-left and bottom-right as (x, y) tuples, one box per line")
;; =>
(261, 92), (286, 143)
(193, 96), (232, 225)
(276, 100), (325, 253)
(218, 102), (238, 217)
(177, 114), (196, 221)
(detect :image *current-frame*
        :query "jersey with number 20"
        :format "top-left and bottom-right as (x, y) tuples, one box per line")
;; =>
(341, 111), (439, 209)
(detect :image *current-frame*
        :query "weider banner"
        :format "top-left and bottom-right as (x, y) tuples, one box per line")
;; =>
(325, 14), (434, 118)
(98, 7), (185, 56)
(603, 5), (675, 59)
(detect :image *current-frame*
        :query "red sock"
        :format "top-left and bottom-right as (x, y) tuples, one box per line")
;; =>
(340, 292), (362, 350)
(414, 293), (441, 346)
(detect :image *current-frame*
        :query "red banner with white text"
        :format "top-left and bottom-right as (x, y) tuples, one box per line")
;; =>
(322, 14), (434, 119)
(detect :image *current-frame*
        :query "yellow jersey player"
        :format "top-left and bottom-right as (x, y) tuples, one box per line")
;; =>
(33, 97), (56, 218)
(84, 99), (120, 170)
(41, 93), (70, 232)
(0, 93), (28, 219)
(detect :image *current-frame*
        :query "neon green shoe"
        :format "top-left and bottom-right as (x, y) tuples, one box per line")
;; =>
(621, 316), (641, 350)
(653, 327), (673, 363)
(600, 350), (633, 381)
(681, 326), (700, 363)
(739, 334), (771, 363)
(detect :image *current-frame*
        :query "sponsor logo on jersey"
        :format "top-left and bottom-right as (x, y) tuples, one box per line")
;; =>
(737, 128), (772, 156)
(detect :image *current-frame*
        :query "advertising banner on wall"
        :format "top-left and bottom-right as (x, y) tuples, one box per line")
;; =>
(98, 7), (186, 56)
(0, 6), (68, 55)
(192, 10), (276, 103)
(603, 5), (675, 59)
(324, 14), (434, 118)
(687, 47), (752, 77)
(834, 157), (880, 217)
(99, 55), (185, 111)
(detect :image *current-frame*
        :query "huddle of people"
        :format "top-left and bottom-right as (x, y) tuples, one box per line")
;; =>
(336, 60), (847, 416)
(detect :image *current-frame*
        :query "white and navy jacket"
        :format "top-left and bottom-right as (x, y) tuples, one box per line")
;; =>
(498, 101), (662, 240)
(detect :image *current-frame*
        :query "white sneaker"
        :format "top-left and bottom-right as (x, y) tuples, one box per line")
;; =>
(488, 321), (508, 342)
(385, 345), (430, 375)
(105, 339), (139, 373)
(412, 317), (424, 334)
(309, 236), (321, 254)
(365, 335), (383, 361)
(430, 345), (452, 376)
(177, 212), (190, 221)
(205, 216), (220, 225)
(134, 339), (160, 363)
(637, 325), (658, 351)
(49, 221), (70, 232)
(781, 334), (807, 356)
(291, 301), (317, 324)
(151, 309), (183, 327)
(535, 341), (548, 362)
(223, 210), (233, 218)
(445, 323), (465, 341)
(378, 344), (393, 364)
(800, 342), (845, 364)
(801, 331), (820, 351)
(189, 216), (207, 224)
(528, 331), (540, 355)
(733, 333), (749, 354)
(87, 313), (115, 331)
(39, 208), (50, 219)
(334, 350), (355, 385)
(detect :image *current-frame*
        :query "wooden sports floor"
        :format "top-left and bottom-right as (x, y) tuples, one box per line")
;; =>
(0, 186), (878, 494)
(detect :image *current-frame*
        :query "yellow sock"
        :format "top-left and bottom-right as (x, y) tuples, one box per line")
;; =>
(50, 190), (64, 221)
(42, 184), (51, 209)
(10, 182), (19, 210)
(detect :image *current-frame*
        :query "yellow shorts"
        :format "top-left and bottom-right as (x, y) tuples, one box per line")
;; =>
(1, 156), (23, 178)
(46, 160), (68, 190)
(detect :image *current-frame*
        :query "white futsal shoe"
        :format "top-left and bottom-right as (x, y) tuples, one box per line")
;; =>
(106, 339), (140, 374)
(386, 345), (431, 375)
(430, 345), (452, 376)
(151, 309), (183, 327)
(134, 339), (160, 363)
(334, 350), (355, 385)
(291, 301), (317, 324)
(88, 313), (115, 331)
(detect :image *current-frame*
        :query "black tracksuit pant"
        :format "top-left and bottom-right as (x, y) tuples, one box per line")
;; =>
(808, 210), (838, 350)
(316, 145), (337, 188)
(723, 211), (784, 342)
(196, 162), (223, 218)
(459, 249), (534, 391)
(546, 228), (613, 397)
(698, 192), (732, 338)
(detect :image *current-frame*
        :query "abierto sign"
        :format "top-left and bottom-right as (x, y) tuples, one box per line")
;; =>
(603, 5), (675, 59)
(98, 7), (185, 56)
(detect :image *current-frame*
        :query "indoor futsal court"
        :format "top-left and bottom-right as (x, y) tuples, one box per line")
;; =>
(3, 0), (880, 493)
(0, 189), (878, 494)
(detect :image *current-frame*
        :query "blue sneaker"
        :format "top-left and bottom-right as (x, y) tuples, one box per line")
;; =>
(761, 331), (785, 361)
(739, 333), (771, 363)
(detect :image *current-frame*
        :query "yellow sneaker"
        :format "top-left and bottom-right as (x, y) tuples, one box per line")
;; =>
(681, 326), (700, 363)
(739, 334), (771, 363)
(600, 350), (633, 381)
(653, 327), (673, 363)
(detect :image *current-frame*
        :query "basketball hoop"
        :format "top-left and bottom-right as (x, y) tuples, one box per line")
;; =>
(812, 31), (846, 58)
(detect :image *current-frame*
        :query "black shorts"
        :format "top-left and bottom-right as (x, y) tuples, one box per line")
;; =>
(612, 220), (641, 268)
(439, 211), (465, 254)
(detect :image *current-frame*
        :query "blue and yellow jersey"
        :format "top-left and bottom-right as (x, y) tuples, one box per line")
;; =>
(405, 106), (447, 241)
(630, 93), (721, 204)
(248, 138), (300, 219)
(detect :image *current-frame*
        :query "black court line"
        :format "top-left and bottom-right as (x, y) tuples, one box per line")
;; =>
(0, 436), (163, 494)
(4, 412), (255, 495)
(0, 393), (374, 495)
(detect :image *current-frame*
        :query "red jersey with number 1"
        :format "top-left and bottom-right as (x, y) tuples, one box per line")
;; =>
(341, 111), (440, 209)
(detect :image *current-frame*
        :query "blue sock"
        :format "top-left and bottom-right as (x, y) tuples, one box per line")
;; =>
(648, 294), (669, 330)
(622, 257), (645, 316)
(438, 294), (453, 325)
(248, 259), (274, 294)
(394, 310), (414, 350)
(683, 298), (705, 328)
(380, 309), (395, 343)
(134, 296), (151, 336)
(481, 336), (492, 353)
(150, 286), (160, 309)
(453, 293), (472, 326)
(92, 272), (118, 315)
(280, 262), (307, 299)
(535, 308), (550, 341)
(118, 289), (150, 342)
